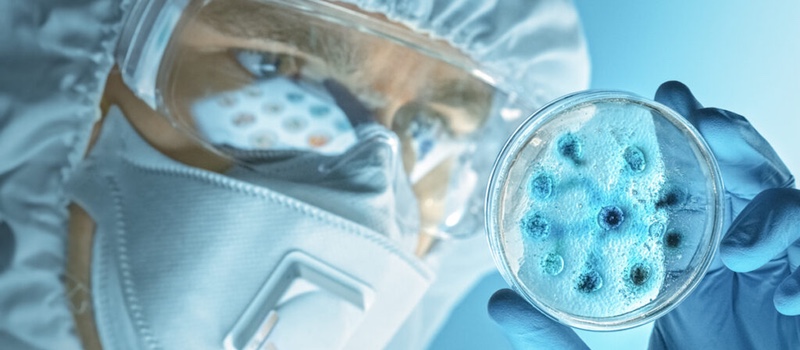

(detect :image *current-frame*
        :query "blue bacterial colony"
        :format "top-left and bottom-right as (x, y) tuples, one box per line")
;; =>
(516, 107), (674, 317)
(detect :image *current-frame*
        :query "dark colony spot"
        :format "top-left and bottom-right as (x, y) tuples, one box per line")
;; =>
(656, 188), (686, 209)
(576, 270), (603, 293)
(286, 92), (305, 103)
(664, 231), (683, 249)
(598, 206), (625, 230)
(520, 212), (550, 240)
(629, 263), (651, 286)
(624, 146), (646, 172)
(529, 173), (554, 199)
(541, 253), (564, 276)
(557, 133), (583, 163)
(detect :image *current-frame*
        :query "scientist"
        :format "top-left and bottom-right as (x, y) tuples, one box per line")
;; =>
(0, 0), (588, 349)
(489, 81), (800, 349)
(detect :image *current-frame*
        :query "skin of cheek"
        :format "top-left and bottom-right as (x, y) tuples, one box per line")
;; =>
(66, 204), (102, 350)
(106, 71), (234, 172)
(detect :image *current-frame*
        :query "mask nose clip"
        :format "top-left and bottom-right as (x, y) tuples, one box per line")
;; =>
(317, 124), (400, 177)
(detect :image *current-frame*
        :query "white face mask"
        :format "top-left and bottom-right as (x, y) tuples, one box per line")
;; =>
(67, 108), (432, 350)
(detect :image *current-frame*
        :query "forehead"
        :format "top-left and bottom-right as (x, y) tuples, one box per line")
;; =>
(180, 0), (494, 110)
(192, 0), (471, 63)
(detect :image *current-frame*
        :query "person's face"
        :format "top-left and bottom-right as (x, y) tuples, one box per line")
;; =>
(168, 0), (494, 143)
(160, 0), (497, 235)
(69, 2), (501, 347)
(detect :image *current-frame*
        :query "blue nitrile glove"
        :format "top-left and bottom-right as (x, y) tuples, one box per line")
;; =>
(488, 81), (800, 349)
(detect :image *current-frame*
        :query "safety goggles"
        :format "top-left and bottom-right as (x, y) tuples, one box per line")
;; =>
(115, 0), (534, 239)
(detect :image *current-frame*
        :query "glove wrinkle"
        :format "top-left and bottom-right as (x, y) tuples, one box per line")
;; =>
(775, 250), (800, 315)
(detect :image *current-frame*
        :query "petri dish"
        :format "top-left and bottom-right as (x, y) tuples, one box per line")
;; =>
(485, 91), (725, 330)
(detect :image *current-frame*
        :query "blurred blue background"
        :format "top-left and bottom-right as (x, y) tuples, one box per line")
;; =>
(430, 1), (800, 349)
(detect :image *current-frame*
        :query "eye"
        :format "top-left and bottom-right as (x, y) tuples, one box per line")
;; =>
(233, 50), (303, 78)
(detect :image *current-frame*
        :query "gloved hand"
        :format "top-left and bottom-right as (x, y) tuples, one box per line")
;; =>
(488, 81), (800, 349)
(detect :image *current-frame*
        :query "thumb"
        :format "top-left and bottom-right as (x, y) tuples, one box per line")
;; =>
(488, 289), (589, 350)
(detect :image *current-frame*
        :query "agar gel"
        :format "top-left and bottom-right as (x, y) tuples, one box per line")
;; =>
(517, 104), (669, 317)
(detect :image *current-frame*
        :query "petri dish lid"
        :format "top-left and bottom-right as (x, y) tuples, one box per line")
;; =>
(485, 91), (725, 330)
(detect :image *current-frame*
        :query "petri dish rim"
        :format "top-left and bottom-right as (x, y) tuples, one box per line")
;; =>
(485, 90), (725, 331)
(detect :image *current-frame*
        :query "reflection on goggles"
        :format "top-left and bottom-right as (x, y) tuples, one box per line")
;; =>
(155, 0), (525, 238)
(192, 52), (359, 155)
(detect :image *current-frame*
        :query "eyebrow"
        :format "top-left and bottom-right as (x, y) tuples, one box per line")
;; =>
(194, 0), (494, 121)
(196, 0), (363, 75)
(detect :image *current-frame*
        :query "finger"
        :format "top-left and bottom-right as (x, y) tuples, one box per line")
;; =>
(657, 81), (794, 199)
(775, 265), (800, 315)
(719, 188), (800, 272)
(654, 80), (704, 126)
(488, 289), (589, 350)
(690, 107), (794, 199)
